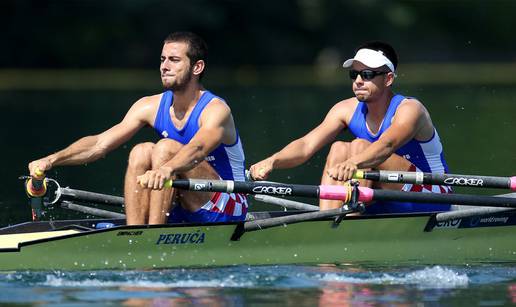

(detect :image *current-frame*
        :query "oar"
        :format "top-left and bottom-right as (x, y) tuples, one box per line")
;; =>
(57, 187), (125, 206)
(22, 174), (125, 218)
(57, 185), (319, 211)
(164, 178), (516, 208)
(60, 201), (126, 219)
(24, 169), (47, 221)
(252, 195), (319, 211)
(59, 187), (319, 211)
(354, 170), (516, 190)
(231, 206), (356, 240)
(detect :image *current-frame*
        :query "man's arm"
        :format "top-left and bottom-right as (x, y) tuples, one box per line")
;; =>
(28, 97), (155, 177)
(137, 99), (232, 189)
(327, 99), (427, 181)
(249, 100), (351, 180)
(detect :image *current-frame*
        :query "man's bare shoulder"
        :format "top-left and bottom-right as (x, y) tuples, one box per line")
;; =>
(397, 97), (426, 116)
(134, 93), (163, 107)
(204, 97), (231, 115)
(334, 97), (359, 109)
(125, 93), (164, 125)
(400, 97), (423, 106)
(328, 97), (359, 122)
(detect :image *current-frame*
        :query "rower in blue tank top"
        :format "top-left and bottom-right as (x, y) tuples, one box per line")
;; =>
(154, 90), (248, 222)
(154, 90), (246, 182)
(28, 32), (248, 225)
(250, 41), (452, 214)
(348, 94), (451, 213)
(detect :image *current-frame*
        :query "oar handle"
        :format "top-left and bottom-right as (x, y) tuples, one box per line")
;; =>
(26, 168), (47, 197)
(354, 170), (516, 191)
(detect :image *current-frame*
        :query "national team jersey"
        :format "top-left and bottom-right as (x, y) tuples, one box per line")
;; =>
(348, 94), (451, 214)
(153, 90), (246, 181)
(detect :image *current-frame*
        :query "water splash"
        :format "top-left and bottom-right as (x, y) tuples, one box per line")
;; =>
(319, 266), (469, 289)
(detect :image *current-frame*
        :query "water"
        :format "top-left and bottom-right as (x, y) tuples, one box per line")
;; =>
(1, 265), (515, 305)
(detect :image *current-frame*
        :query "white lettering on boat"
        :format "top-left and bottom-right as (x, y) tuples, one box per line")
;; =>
(443, 177), (484, 186)
(252, 186), (292, 195)
(480, 216), (508, 224)
(156, 230), (206, 245)
(435, 219), (461, 228)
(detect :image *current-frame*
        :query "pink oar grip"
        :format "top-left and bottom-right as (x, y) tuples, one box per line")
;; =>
(319, 185), (375, 203)
(319, 185), (351, 201)
(511, 177), (516, 191)
(357, 187), (374, 202)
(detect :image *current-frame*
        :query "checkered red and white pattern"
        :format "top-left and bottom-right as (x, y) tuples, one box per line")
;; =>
(200, 192), (248, 217)
(403, 183), (453, 194)
(401, 165), (453, 194)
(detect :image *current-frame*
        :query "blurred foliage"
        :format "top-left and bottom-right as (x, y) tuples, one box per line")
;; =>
(1, 0), (516, 69)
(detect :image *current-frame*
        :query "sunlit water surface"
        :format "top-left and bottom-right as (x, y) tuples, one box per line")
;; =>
(1, 265), (516, 305)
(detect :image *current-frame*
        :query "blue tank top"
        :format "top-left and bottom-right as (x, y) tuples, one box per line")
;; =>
(348, 94), (451, 214)
(348, 94), (449, 173)
(153, 90), (246, 181)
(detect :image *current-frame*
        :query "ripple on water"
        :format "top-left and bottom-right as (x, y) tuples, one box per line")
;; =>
(1, 265), (516, 305)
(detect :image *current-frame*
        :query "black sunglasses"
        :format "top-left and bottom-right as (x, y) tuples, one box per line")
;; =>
(349, 69), (387, 80)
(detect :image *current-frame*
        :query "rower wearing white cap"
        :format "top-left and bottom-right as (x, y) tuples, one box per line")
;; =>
(250, 41), (452, 214)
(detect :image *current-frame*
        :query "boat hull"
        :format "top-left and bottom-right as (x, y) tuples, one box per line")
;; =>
(1, 211), (516, 270)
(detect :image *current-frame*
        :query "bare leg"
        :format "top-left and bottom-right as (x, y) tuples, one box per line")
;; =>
(148, 139), (182, 224)
(124, 142), (154, 225)
(320, 138), (413, 210)
(146, 139), (221, 223)
(146, 138), (230, 224)
(320, 141), (352, 210)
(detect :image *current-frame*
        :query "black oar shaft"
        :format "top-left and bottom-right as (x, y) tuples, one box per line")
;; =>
(170, 179), (320, 198)
(59, 188), (125, 206)
(243, 207), (353, 232)
(60, 201), (126, 219)
(253, 195), (319, 211)
(371, 189), (516, 208)
(358, 170), (515, 190)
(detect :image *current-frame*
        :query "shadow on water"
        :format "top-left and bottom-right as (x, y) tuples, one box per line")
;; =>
(1, 84), (516, 225)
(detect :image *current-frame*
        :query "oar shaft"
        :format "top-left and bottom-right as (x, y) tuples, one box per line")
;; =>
(169, 179), (322, 199)
(253, 195), (319, 211)
(59, 188), (125, 206)
(368, 189), (516, 208)
(60, 201), (126, 219)
(355, 170), (516, 191)
(169, 179), (516, 208)
(244, 207), (353, 232)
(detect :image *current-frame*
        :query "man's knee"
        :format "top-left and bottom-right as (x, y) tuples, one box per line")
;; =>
(326, 141), (351, 165)
(152, 139), (182, 167)
(128, 142), (154, 169)
(350, 138), (371, 153)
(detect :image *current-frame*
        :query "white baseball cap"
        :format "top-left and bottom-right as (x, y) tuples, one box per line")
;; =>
(342, 48), (396, 73)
